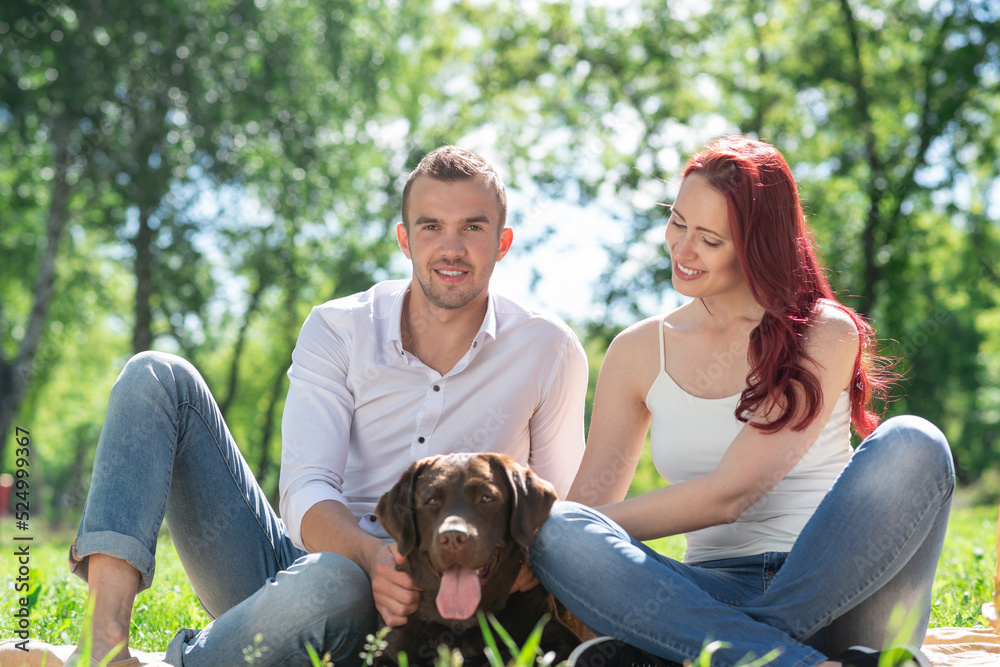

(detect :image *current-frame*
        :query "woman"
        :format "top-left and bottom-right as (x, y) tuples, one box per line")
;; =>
(530, 136), (953, 667)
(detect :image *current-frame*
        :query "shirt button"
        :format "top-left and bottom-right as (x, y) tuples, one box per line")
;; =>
(433, 385), (440, 391)
(418, 437), (425, 443)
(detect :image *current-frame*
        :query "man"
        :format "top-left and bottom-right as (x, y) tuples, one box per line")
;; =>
(66, 146), (588, 666)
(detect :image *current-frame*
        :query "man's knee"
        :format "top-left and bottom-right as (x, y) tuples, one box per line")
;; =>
(111, 352), (215, 417)
(118, 350), (198, 390)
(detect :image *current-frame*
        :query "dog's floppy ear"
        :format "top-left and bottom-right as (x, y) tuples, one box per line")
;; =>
(495, 454), (558, 547)
(376, 456), (435, 557)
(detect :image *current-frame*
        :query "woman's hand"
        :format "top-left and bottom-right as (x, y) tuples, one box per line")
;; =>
(509, 561), (540, 594)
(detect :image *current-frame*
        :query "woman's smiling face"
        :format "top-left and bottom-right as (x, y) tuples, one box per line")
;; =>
(665, 173), (748, 301)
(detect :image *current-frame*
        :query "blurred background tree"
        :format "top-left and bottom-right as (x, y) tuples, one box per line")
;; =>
(1, 0), (997, 518)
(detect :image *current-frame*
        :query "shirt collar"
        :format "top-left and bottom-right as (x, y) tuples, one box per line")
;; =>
(388, 285), (408, 356)
(477, 290), (498, 345)
(386, 283), (499, 357)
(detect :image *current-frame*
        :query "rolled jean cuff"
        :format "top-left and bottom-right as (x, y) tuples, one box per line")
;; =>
(69, 531), (156, 592)
(165, 628), (198, 666)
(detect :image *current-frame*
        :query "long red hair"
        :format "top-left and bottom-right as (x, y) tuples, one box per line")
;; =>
(682, 136), (892, 438)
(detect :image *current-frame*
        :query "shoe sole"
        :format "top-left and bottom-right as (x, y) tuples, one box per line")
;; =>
(568, 636), (617, 667)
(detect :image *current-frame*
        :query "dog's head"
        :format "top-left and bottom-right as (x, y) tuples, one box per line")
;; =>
(375, 452), (557, 622)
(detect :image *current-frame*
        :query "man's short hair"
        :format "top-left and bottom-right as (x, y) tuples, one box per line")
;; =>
(401, 146), (508, 231)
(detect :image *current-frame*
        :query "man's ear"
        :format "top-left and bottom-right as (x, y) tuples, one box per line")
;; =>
(396, 222), (411, 259)
(496, 226), (513, 262)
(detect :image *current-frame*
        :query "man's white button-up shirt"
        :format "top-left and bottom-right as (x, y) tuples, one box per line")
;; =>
(279, 279), (588, 549)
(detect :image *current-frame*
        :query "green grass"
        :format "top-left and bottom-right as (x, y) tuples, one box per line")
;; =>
(927, 503), (998, 627)
(2, 504), (996, 656)
(2, 532), (209, 652)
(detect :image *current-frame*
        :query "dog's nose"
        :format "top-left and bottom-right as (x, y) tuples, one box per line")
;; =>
(438, 516), (470, 550)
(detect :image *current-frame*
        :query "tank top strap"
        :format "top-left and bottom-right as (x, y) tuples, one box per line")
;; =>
(657, 314), (666, 371)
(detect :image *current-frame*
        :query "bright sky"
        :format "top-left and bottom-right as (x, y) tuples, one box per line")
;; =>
(489, 195), (626, 324)
(491, 186), (688, 327)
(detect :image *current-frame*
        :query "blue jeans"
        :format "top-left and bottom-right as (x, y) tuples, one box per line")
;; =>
(69, 352), (378, 666)
(530, 416), (954, 667)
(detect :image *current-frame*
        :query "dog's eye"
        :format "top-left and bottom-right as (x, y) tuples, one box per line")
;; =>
(479, 494), (494, 504)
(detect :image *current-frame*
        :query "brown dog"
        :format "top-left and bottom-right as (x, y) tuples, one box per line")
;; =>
(374, 453), (586, 667)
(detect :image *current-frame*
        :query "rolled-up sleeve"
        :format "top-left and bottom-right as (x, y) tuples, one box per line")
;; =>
(279, 307), (356, 550)
(526, 328), (588, 498)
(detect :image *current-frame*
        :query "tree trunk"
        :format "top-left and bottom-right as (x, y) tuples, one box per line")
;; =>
(132, 206), (156, 353)
(258, 291), (299, 505)
(0, 114), (73, 462)
(839, 0), (882, 315)
(219, 280), (267, 417)
(256, 361), (288, 506)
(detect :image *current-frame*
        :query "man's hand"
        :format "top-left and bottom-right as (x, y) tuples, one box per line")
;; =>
(509, 561), (540, 594)
(370, 542), (420, 626)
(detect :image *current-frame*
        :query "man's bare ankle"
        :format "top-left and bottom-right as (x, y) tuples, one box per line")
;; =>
(78, 620), (130, 662)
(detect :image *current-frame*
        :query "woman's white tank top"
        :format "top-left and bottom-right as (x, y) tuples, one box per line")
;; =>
(646, 316), (853, 563)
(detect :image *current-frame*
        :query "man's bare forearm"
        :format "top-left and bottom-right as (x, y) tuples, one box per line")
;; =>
(300, 499), (385, 577)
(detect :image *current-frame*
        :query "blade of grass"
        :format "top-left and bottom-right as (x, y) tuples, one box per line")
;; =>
(735, 647), (782, 667)
(695, 639), (730, 667)
(485, 612), (521, 658)
(477, 611), (504, 667)
(509, 614), (550, 667)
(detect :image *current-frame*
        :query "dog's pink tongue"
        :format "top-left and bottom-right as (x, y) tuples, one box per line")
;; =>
(436, 567), (482, 620)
